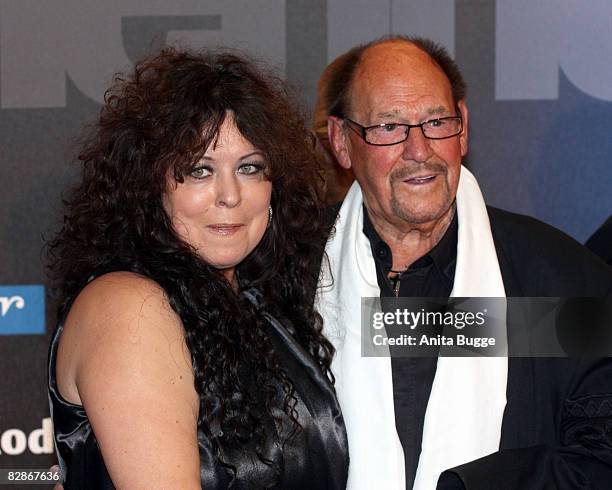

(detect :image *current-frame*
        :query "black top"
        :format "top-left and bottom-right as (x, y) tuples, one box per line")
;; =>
(48, 279), (348, 489)
(363, 207), (457, 489)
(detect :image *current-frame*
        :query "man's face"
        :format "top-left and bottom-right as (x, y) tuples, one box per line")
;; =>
(330, 41), (468, 232)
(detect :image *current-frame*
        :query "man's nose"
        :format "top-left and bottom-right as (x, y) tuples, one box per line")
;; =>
(401, 126), (433, 163)
(215, 174), (241, 208)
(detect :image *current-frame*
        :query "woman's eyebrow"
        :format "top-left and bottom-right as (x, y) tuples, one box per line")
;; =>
(239, 151), (265, 160)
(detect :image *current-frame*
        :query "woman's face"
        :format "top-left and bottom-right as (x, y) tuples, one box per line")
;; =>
(163, 114), (272, 282)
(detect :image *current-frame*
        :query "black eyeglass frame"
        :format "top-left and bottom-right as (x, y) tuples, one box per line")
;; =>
(343, 116), (463, 146)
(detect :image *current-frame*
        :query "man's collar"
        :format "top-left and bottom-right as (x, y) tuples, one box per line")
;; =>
(362, 204), (458, 279)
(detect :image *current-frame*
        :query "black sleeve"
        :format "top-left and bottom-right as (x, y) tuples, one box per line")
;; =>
(437, 358), (612, 490)
(487, 206), (612, 297)
(585, 215), (612, 266)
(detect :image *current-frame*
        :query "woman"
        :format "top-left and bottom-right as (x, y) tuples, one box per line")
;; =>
(47, 47), (348, 489)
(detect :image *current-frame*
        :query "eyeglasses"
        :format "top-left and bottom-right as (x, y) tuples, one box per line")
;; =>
(344, 116), (463, 146)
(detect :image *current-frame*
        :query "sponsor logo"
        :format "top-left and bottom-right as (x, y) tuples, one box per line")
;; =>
(0, 418), (53, 455)
(0, 286), (45, 335)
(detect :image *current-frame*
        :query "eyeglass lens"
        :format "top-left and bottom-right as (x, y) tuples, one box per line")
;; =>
(366, 118), (462, 145)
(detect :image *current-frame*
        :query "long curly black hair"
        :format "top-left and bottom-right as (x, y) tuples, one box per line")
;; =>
(46, 47), (335, 477)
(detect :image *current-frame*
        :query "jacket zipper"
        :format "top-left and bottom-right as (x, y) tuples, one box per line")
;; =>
(392, 273), (401, 297)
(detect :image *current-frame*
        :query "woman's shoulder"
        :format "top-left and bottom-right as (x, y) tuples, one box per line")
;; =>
(66, 271), (178, 332)
(57, 270), (191, 405)
(55, 271), (201, 487)
(73, 270), (168, 306)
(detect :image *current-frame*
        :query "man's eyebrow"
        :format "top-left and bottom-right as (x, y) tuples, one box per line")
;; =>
(427, 106), (450, 116)
(373, 106), (451, 120)
(374, 109), (402, 119)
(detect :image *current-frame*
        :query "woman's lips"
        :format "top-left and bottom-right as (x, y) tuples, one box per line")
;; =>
(207, 224), (244, 235)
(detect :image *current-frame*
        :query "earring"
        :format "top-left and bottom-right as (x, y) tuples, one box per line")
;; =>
(268, 204), (273, 227)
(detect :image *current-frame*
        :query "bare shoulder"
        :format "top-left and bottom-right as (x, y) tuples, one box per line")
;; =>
(56, 271), (200, 488)
(66, 271), (178, 331)
(57, 271), (190, 405)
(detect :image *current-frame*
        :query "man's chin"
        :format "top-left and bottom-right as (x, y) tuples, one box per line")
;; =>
(390, 196), (455, 227)
(395, 211), (445, 226)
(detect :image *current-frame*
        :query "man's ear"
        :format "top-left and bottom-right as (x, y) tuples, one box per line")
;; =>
(457, 100), (469, 157)
(328, 116), (353, 170)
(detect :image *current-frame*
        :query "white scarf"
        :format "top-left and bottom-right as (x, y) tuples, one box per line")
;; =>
(317, 166), (507, 490)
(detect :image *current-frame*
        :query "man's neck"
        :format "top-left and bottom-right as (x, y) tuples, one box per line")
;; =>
(367, 204), (456, 271)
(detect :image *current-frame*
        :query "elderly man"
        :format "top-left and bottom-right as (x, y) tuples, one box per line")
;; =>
(318, 36), (612, 489)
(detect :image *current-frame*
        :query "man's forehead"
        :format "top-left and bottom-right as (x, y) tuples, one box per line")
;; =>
(358, 41), (439, 76)
(350, 40), (453, 115)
